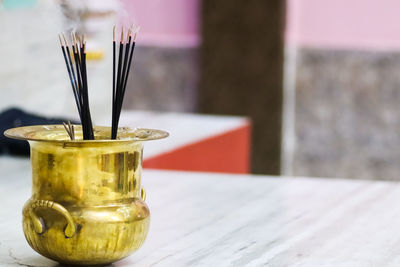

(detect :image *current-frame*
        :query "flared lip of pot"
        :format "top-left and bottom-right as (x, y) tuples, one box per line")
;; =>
(4, 125), (169, 144)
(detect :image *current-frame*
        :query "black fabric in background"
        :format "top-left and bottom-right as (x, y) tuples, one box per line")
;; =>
(0, 108), (77, 156)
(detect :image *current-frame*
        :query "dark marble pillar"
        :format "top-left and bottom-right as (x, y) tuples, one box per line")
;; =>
(199, 0), (286, 174)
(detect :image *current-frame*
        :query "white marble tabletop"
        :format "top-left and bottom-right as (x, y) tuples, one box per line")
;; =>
(1, 157), (400, 267)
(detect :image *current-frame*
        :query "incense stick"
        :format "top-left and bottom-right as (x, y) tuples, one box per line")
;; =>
(62, 34), (82, 114)
(116, 26), (139, 129)
(111, 26), (139, 139)
(63, 121), (75, 140)
(59, 32), (94, 140)
(112, 26), (116, 140)
(60, 26), (138, 140)
(112, 27), (125, 139)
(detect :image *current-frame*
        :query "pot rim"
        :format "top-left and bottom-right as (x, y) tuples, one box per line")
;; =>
(4, 125), (169, 144)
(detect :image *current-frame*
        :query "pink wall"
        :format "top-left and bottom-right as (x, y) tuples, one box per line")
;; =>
(286, 0), (400, 50)
(119, 0), (200, 47)
(118, 0), (400, 50)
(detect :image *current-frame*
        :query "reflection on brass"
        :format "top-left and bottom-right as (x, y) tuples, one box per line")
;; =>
(4, 125), (168, 265)
(135, 150), (141, 171)
(127, 152), (135, 171)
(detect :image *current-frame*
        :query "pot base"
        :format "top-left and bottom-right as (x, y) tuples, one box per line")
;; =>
(23, 198), (150, 265)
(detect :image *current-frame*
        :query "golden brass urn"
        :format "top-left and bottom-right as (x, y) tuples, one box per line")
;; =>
(4, 125), (168, 265)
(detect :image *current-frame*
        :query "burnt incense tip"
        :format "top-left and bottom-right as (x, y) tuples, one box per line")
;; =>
(120, 27), (124, 43)
(113, 25), (116, 42)
(79, 35), (84, 47)
(133, 26), (140, 41)
(58, 34), (63, 46)
(129, 25), (134, 37)
(72, 32), (78, 47)
(62, 33), (68, 47)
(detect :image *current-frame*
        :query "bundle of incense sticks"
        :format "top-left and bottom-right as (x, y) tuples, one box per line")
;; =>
(59, 33), (94, 140)
(111, 26), (139, 139)
(59, 26), (139, 140)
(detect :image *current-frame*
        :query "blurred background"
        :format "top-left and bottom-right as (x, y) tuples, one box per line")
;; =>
(1, 0), (399, 180)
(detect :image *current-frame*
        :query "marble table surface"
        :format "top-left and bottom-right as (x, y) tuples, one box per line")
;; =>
(2, 157), (400, 266)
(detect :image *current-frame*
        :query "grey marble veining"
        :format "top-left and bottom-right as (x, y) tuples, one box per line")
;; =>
(2, 156), (400, 266)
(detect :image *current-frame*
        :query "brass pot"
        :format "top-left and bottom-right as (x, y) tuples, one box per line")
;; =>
(4, 125), (168, 265)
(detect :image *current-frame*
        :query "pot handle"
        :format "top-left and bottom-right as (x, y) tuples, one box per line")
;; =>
(30, 200), (76, 238)
(141, 187), (146, 201)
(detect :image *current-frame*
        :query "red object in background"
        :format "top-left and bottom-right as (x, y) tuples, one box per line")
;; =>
(143, 123), (251, 174)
